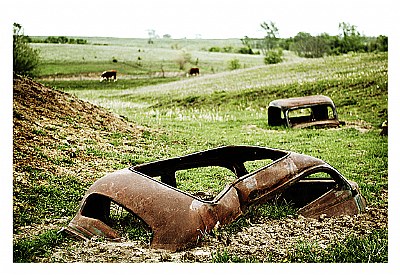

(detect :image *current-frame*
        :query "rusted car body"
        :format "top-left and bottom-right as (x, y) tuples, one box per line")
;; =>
(65, 146), (365, 251)
(268, 95), (340, 128)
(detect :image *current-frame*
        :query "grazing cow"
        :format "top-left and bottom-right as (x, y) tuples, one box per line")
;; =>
(188, 67), (200, 77)
(100, 70), (117, 82)
(380, 120), (388, 136)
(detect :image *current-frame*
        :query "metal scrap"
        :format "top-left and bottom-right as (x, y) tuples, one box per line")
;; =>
(64, 146), (366, 251)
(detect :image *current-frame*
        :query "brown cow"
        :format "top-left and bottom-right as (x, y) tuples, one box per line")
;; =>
(100, 70), (117, 82)
(187, 67), (200, 76)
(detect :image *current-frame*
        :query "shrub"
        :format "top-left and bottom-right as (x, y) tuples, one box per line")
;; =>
(264, 48), (283, 64)
(176, 51), (192, 70)
(228, 58), (241, 70)
(209, 46), (221, 52)
(237, 46), (255, 54)
(13, 23), (40, 77)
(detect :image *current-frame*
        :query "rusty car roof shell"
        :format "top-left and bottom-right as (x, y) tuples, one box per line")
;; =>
(268, 95), (340, 128)
(268, 95), (336, 110)
(64, 146), (366, 251)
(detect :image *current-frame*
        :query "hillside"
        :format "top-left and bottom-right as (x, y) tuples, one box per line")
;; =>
(13, 73), (387, 263)
(125, 53), (388, 125)
(13, 75), (146, 238)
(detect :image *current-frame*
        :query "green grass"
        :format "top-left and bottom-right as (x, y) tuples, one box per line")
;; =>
(14, 174), (85, 227)
(39, 77), (181, 91)
(286, 229), (388, 263)
(210, 228), (388, 263)
(32, 39), (265, 77)
(13, 229), (67, 263)
(15, 41), (388, 262)
(64, 53), (387, 206)
(212, 249), (259, 263)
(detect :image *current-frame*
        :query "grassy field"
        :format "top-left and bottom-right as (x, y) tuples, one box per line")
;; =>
(31, 37), (265, 77)
(16, 39), (388, 262)
(54, 52), (387, 205)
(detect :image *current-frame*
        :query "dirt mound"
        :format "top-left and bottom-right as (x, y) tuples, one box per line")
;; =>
(13, 74), (143, 179)
(13, 75), (146, 241)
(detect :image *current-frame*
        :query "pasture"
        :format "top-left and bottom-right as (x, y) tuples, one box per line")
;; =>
(58, 51), (388, 205)
(32, 37), (264, 77)
(16, 38), (388, 262)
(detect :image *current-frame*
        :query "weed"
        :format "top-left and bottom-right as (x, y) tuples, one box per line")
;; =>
(212, 249), (258, 263)
(255, 201), (298, 220)
(32, 128), (46, 136)
(108, 204), (153, 245)
(222, 202), (298, 235)
(13, 229), (67, 263)
(14, 175), (85, 228)
(286, 229), (388, 263)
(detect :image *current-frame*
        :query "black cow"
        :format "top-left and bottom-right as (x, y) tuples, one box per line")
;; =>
(100, 70), (117, 82)
(188, 67), (200, 76)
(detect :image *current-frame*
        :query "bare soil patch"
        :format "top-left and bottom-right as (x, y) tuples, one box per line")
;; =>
(46, 206), (387, 263)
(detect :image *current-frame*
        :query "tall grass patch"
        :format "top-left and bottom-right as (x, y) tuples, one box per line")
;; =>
(287, 229), (388, 263)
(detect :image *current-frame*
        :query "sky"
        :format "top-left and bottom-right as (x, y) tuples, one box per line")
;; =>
(6, 0), (395, 39)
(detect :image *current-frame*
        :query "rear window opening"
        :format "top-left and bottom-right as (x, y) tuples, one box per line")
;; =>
(81, 193), (153, 244)
(175, 166), (237, 201)
(131, 146), (289, 202)
(164, 159), (276, 201)
(274, 171), (340, 208)
(287, 105), (336, 126)
(244, 159), (274, 173)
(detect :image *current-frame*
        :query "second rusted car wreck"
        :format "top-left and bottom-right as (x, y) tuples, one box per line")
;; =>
(268, 95), (341, 128)
(65, 146), (366, 251)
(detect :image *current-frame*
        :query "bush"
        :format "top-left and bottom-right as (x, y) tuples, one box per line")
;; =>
(228, 58), (241, 70)
(13, 23), (40, 77)
(264, 48), (283, 64)
(237, 46), (255, 54)
(209, 46), (221, 52)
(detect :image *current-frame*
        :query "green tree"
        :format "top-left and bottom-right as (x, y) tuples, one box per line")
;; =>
(260, 21), (279, 53)
(13, 23), (40, 77)
(338, 22), (364, 53)
(367, 35), (388, 52)
(291, 32), (329, 58)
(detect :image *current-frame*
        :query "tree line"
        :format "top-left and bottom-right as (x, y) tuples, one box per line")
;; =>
(13, 21), (388, 77)
(242, 21), (388, 64)
(27, 36), (88, 44)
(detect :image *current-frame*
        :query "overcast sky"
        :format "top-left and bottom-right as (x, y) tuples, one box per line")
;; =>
(7, 0), (394, 39)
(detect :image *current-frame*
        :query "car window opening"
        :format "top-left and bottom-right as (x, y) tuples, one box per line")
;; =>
(175, 166), (237, 201)
(274, 171), (340, 208)
(81, 193), (153, 244)
(287, 105), (336, 126)
(244, 159), (274, 173)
